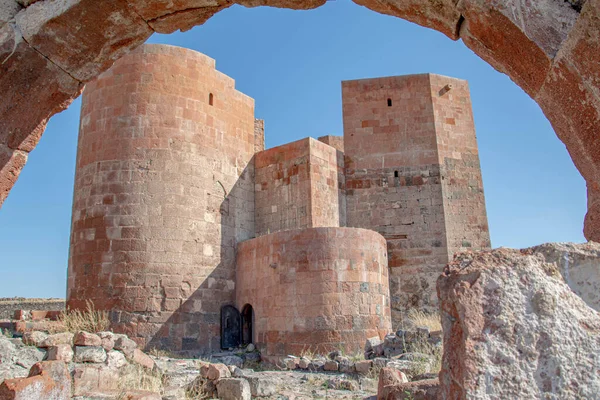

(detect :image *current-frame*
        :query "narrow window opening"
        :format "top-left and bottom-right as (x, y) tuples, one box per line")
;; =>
(394, 171), (399, 178)
(387, 98), (392, 107)
(209, 93), (214, 106)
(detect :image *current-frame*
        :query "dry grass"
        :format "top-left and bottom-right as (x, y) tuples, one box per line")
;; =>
(404, 339), (443, 379)
(54, 300), (110, 333)
(118, 363), (164, 394)
(405, 310), (442, 332)
(185, 377), (214, 400)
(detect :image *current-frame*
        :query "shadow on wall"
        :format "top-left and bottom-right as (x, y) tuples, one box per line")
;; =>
(144, 161), (254, 354)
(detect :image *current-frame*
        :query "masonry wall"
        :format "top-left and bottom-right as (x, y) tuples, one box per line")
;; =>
(254, 138), (343, 236)
(317, 135), (344, 153)
(236, 227), (391, 359)
(67, 44), (256, 352)
(342, 74), (489, 322)
(428, 75), (491, 257)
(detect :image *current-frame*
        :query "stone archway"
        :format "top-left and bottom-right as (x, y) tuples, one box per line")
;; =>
(1, 0), (599, 239)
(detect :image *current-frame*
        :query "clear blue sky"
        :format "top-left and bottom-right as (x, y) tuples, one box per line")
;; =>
(0, 1), (587, 298)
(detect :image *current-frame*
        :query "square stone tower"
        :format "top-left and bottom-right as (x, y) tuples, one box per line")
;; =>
(342, 74), (490, 323)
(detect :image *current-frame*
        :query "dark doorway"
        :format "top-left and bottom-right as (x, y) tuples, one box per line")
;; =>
(241, 304), (254, 345)
(221, 305), (241, 349)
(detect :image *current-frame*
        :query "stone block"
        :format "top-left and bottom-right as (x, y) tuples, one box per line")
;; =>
(355, 360), (373, 374)
(40, 332), (74, 347)
(74, 346), (107, 363)
(21, 331), (47, 347)
(106, 350), (128, 369)
(74, 331), (102, 346)
(0, 361), (70, 400)
(323, 360), (339, 371)
(46, 344), (74, 362)
(207, 363), (231, 381)
(216, 378), (251, 400)
(129, 349), (155, 370)
(377, 367), (408, 400)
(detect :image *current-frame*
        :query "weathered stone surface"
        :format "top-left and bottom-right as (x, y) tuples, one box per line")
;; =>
(0, 0), (21, 26)
(216, 378), (251, 400)
(246, 375), (278, 397)
(74, 346), (107, 363)
(377, 367), (408, 400)
(207, 363), (231, 381)
(113, 335), (137, 357)
(365, 336), (384, 359)
(529, 242), (600, 311)
(0, 361), (70, 400)
(46, 344), (74, 362)
(380, 378), (440, 400)
(71, 364), (119, 396)
(129, 349), (155, 370)
(21, 331), (47, 347)
(97, 331), (115, 351)
(39, 332), (73, 347)
(106, 350), (127, 369)
(14, 0), (152, 81)
(355, 359), (373, 374)
(437, 247), (600, 399)
(74, 331), (102, 346)
(323, 360), (338, 371)
(352, 0), (461, 39)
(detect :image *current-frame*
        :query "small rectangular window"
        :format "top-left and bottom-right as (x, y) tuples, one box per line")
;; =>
(387, 98), (392, 107)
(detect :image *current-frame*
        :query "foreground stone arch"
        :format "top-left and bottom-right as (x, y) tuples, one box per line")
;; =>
(0, 0), (599, 239)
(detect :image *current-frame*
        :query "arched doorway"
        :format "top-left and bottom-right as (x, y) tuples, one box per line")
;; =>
(220, 305), (241, 349)
(241, 304), (254, 346)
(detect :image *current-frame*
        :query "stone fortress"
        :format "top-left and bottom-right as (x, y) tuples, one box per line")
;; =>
(67, 44), (490, 359)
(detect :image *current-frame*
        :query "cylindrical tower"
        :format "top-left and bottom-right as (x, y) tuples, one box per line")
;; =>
(236, 227), (391, 360)
(68, 44), (257, 352)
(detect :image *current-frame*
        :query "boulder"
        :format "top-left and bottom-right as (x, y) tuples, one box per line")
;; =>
(0, 361), (70, 400)
(365, 336), (384, 359)
(298, 357), (310, 369)
(21, 331), (47, 347)
(114, 335), (137, 357)
(46, 344), (74, 362)
(207, 363), (231, 381)
(74, 331), (102, 346)
(530, 242), (600, 311)
(216, 378), (251, 400)
(106, 350), (128, 369)
(283, 357), (298, 370)
(437, 247), (600, 399)
(355, 359), (373, 374)
(13, 346), (45, 370)
(323, 360), (338, 371)
(379, 378), (440, 400)
(39, 332), (74, 347)
(246, 375), (277, 397)
(74, 346), (107, 363)
(129, 349), (155, 370)
(97, 331), (115, 351)
(377, 367), (408, 400)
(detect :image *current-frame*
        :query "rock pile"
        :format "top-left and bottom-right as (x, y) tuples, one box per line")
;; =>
(0, 330), (158, 399)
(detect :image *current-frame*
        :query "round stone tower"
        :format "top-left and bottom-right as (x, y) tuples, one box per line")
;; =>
(68, 44), (257, 352)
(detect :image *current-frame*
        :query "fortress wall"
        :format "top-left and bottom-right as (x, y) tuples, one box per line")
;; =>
(342, 75), (450, 322)
(317, 135), (344, 153)
(68, 44), (256, 352)
(428, 75), (491, 256)
(308, 138), (345, 228)
(236, 227), (391, 358)
(254, 138), (312, 236)
(254, 138), (343, 236)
